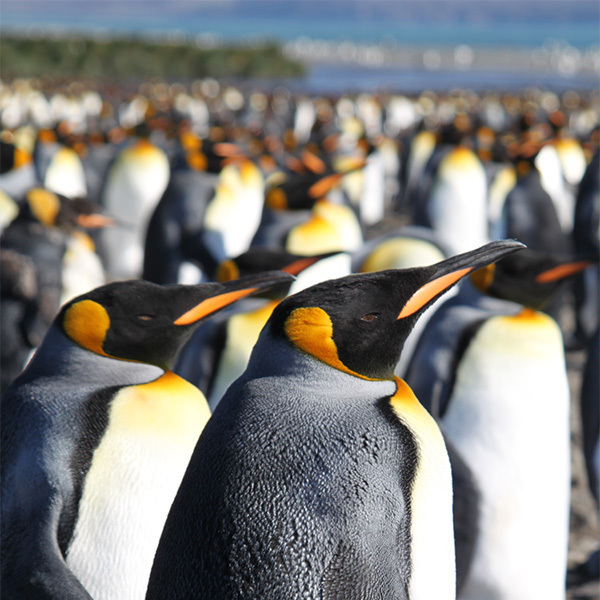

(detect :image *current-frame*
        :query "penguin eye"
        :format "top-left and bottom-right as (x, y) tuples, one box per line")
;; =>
(136, 314), (155, 321)
(360, 312), (379, 323)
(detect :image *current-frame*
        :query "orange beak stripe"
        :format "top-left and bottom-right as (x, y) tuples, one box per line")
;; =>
(301, 150), (327, 174)
(282, 256), (321, 275)
(535, 261), (592, 284)
(213, 143), (242, 157)
(76, 214), (117, 229)
(308, 173), (344, 199)
(174, 287), (258, 325)
(398, 267), (473, 319)
(286, 156), (305, 173)
(220, 156), (246, 167)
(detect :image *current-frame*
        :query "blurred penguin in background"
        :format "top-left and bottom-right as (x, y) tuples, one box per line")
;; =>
(405, 248), (594, 599)
(98, 138), (170, 281)
(1, 187), (109, 393)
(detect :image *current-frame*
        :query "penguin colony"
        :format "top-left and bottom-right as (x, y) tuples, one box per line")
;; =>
(1, 78), (598, 600)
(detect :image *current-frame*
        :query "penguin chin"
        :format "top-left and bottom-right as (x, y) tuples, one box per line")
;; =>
(350, 356), (402, 381)
(335, 320), (411, 381)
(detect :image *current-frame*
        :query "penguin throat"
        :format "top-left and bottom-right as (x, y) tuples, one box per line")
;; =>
(284, 306), (386, 382)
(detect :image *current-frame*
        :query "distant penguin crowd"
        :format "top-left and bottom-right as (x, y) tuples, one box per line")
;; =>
(1, 76), (598, 600)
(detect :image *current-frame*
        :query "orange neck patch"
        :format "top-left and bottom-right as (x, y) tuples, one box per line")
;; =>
(389, 377), (428, 421)
(284, 306), (381, 381)
(111, 370), (209, 435)
(63, 299), (111, 356)
(512, 307), (550, 323)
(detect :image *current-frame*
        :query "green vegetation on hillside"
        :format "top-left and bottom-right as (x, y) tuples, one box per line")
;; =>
(0, 34), (307, 80)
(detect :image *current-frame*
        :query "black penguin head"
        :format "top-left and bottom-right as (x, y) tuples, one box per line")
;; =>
(0, 134), (31, 174)
(18, 187), (113, 231)
(471, 248), (597, 310)
(59, 271), (294, 369)
(269, 240), (525, 380)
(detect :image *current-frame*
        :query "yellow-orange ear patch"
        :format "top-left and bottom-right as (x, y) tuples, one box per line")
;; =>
(27, 188), (60, 226)
(284, 306), (377, 380)
(216, 259), (240, 282)
(14, 147), (32, 168)
(470, 263), (496, 292)
(180, 130), (201, 152)
(266, 187), (288, 210)
(398, 267), (472, 319)
(63, 299), (110, 355)
(187, 150), (208, 171)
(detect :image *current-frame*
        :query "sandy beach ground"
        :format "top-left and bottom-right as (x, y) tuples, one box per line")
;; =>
(567, 346), (599, 600)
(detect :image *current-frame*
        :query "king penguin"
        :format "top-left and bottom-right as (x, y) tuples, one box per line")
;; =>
(147, 239), (524, 600)
(141, 127), (229, 285)
(0, 187), (111, 392)
(1, 270), (293, 600)
(43, 145), (88, 201)
(416, 144), (489, 255)
(0, 131), (36, 202)
(98, 138), (170, 281)
(404, 248), (592, 600)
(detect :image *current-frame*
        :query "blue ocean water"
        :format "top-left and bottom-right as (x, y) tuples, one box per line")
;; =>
(287, 63), (598, 94)
(4, 2), (599, 49)
(3, 1), (599, 93)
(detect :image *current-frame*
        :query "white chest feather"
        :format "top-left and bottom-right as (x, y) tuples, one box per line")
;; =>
(60, 233), (106, 305)
(443, 311), (570, 600)
(208, 301), (277, 408)
(360, 152), (386, 226)
(391, 379), (456, 600)
(66, 371), (210, 600)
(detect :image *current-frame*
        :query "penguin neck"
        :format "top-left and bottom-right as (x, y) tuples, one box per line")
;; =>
(243, 323), (397, 401)
(24, 323), (165, 388)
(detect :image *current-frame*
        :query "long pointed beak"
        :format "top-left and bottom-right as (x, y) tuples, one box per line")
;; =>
(174, 271), (295, 326)
(398, 240), (525, 319)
